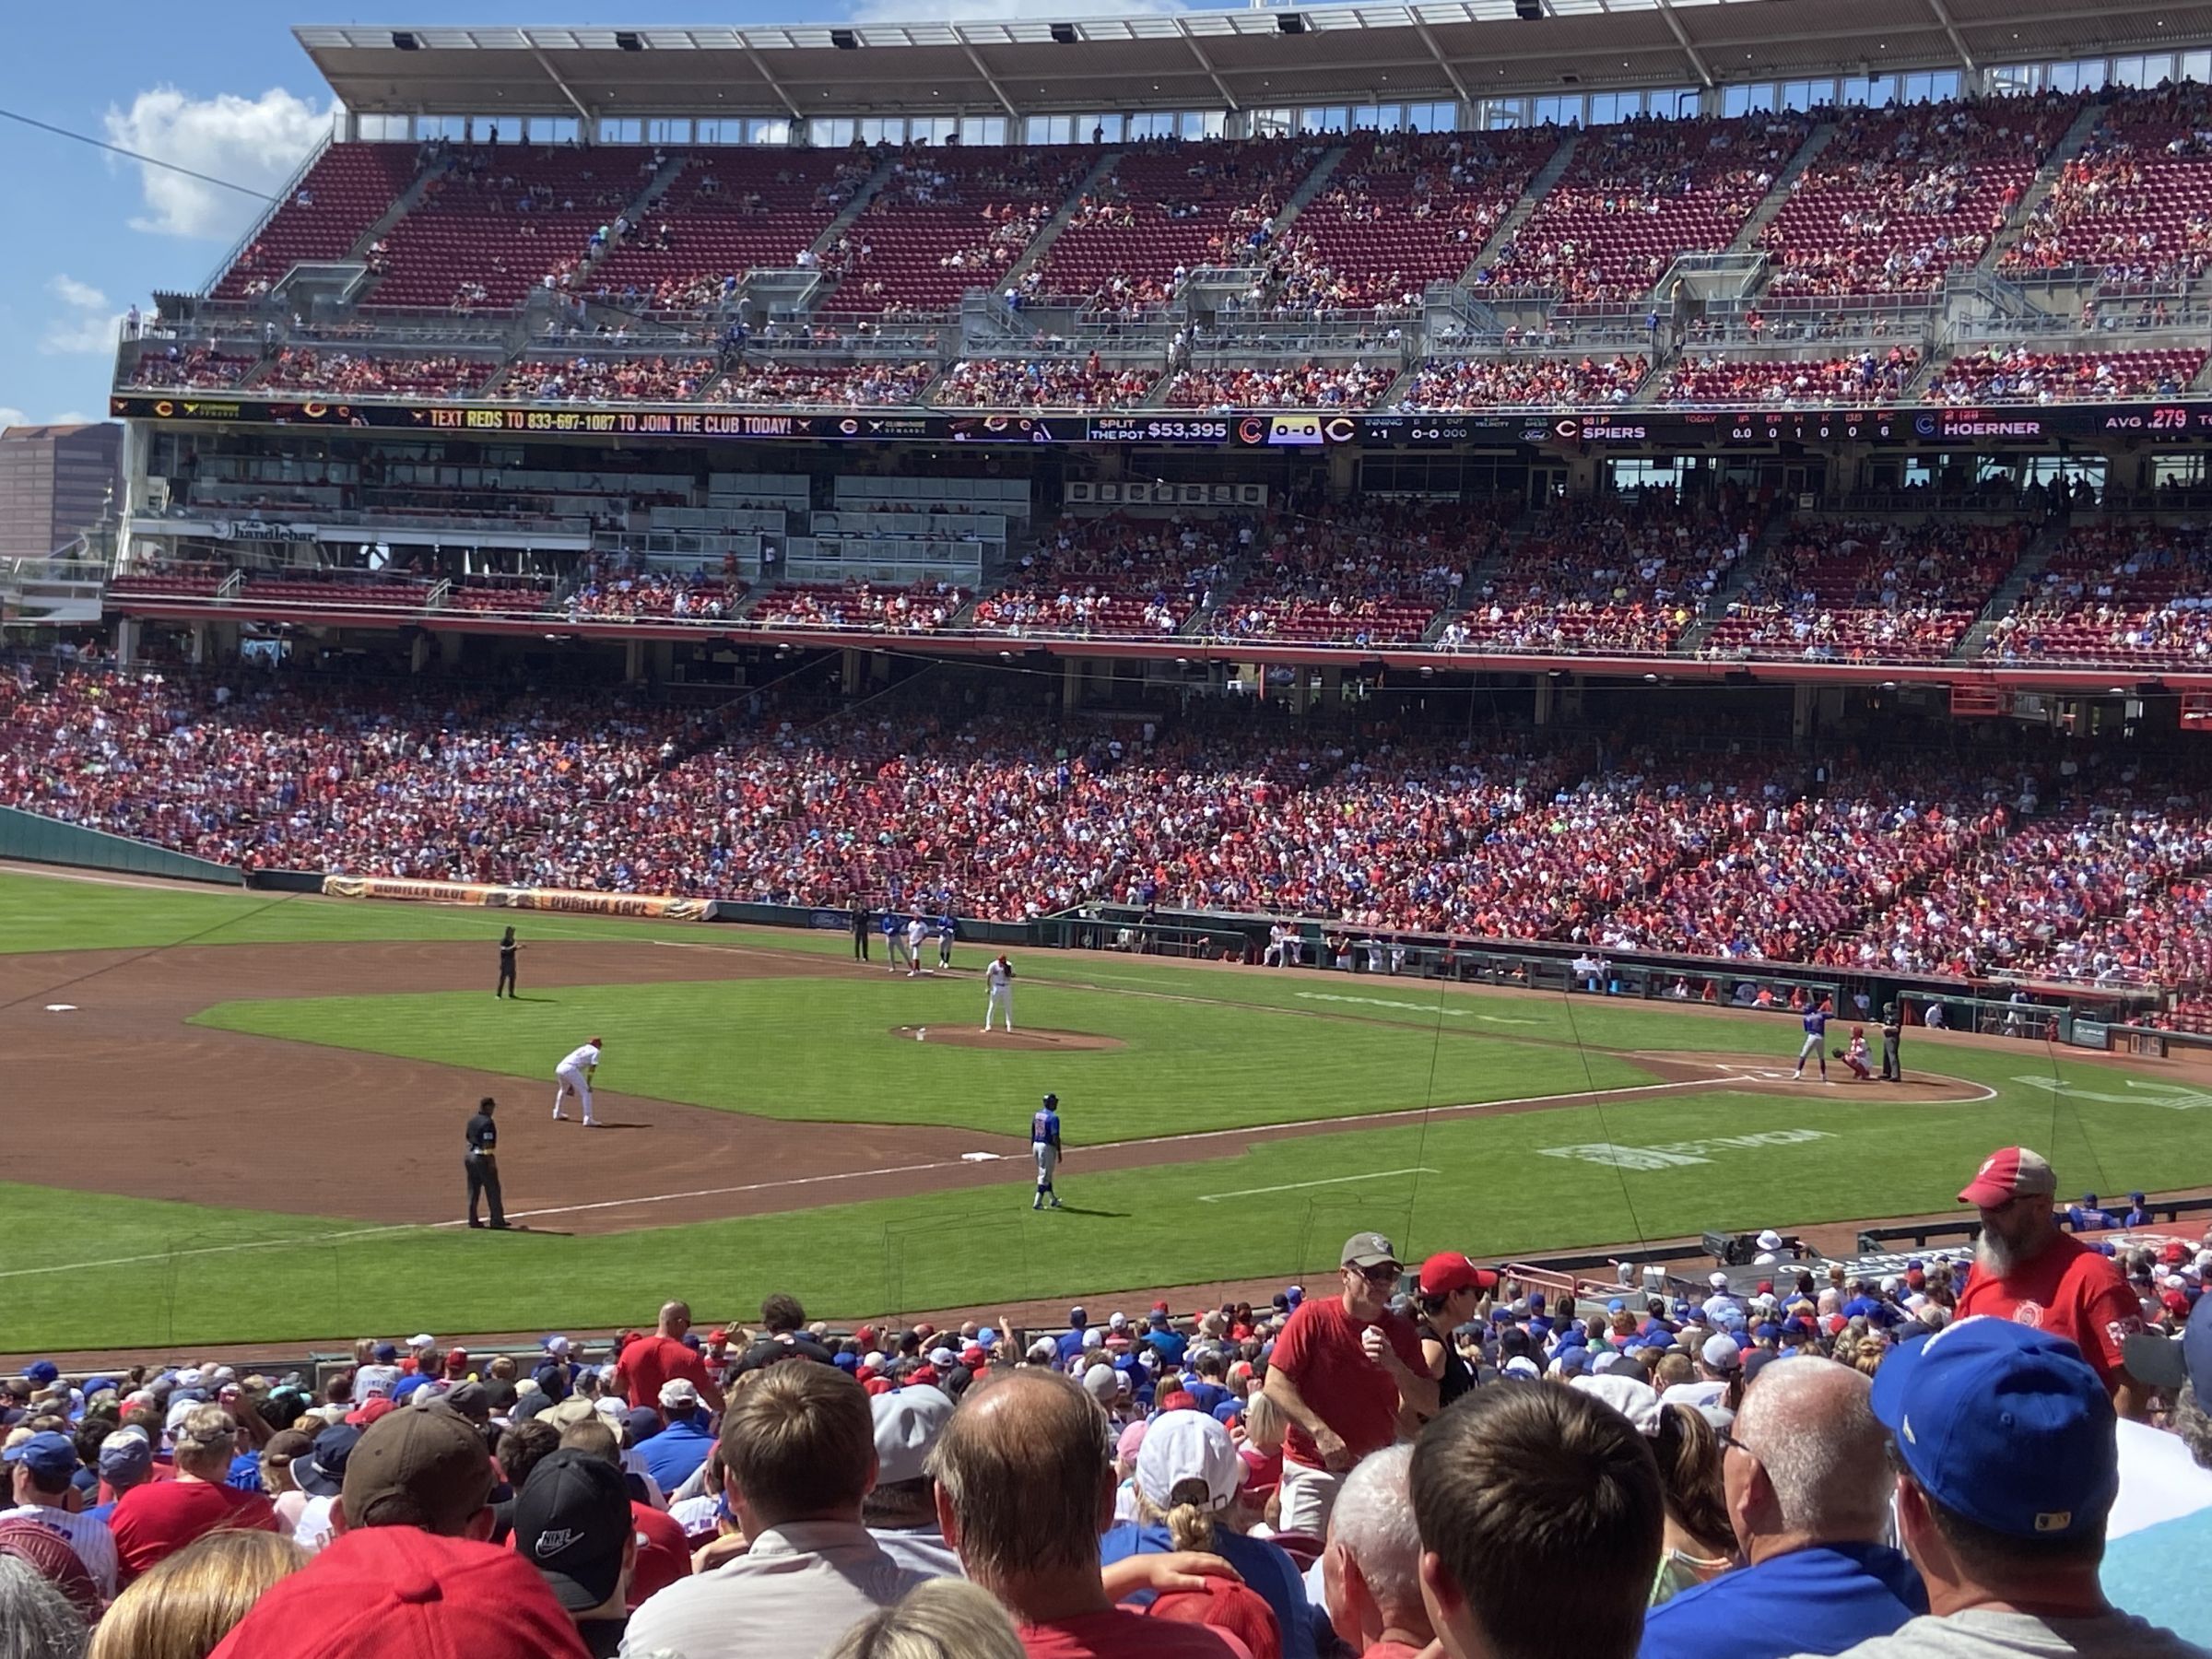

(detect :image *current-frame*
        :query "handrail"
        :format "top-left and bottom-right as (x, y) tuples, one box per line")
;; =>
(198, 119), (341, 296)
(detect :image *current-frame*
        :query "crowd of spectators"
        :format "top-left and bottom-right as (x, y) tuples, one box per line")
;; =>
(1661, 349), (1922, 406)
(1985, 520), (2212, 667)
(933, 357), (1159, 409)
(711, 361), (935, 407)
(1759, 94), (2079, 296)
(972, 515), (1241, 638)
(1208, 502), (1509, 649)
(1444, 491), (1761, 657)
(744, 581), (969, 633)
(1699, 520), (2027, 665)
(2001, 83), (2212, 287)
(1921, 347), (2204, 406)
(257, 349), (500, 399)
(499, 356), (716, 404)
(1397, 353), (1647, 410)
(1478, 113), (1811, 301)
(124, 347), (263, 390)
(566, 557), (749, 623)
(0, 1164), (2206, 1658)
(1164, 361), (1395, 411)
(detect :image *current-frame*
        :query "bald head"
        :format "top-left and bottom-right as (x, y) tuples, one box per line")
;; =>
(1734, 1359), (1888, 1544)
(931, 1371), (1111, 1591)
(658, 1301), (691, 1335)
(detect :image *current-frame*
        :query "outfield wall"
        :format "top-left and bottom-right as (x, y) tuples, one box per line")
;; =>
(0, 806), (242, 886)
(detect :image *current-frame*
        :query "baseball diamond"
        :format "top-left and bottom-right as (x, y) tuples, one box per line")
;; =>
(4, 863), (2210, 1352)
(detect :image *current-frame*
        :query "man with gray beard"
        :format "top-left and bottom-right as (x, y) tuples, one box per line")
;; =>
(1952, 1147), (2150, 1418)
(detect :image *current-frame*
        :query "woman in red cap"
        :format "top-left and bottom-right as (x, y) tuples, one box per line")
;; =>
(1412, 1253), (1497, 1420)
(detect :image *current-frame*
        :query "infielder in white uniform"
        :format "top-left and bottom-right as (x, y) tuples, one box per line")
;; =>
(906, 915), (930, 978)
(553, 1036), (602, 1126)
(983, 953), (1017, 1033)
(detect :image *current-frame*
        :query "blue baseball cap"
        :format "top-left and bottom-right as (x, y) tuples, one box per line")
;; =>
(2, 1432), (76, 1485)
(1872, 1317), (2117, 1541)
(21, 1362), (57, 1387)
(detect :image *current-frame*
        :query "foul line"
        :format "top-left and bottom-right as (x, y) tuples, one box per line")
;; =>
(1197, 1167), (1438, 1202)
(499, 1159), (957, 1222)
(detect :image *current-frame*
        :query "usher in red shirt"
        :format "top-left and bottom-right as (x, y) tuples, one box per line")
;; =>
(1268, 1296), (1425, 1469)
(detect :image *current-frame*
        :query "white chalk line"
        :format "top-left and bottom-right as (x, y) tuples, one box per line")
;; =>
(1197, 1167), (1439, 1202)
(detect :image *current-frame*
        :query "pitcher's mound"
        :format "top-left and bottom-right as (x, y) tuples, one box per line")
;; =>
(892, 1026), (1124, 1053)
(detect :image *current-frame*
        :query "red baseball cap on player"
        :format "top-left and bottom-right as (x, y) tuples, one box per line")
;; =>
(1959, 1147), (2058, 1207)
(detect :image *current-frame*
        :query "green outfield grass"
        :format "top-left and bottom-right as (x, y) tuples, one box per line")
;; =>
(190, 978), (1659, 1139)
(0, 1072), (2200, 1349)
(8, 864), (2209, 1348)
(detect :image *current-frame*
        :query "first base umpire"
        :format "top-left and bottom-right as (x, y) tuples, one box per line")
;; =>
(465, 1097), (509, 1230)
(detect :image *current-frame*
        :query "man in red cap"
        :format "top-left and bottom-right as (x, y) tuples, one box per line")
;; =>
(1954, 1146), (2150, 1416)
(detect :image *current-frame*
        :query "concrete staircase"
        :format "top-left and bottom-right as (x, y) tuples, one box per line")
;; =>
(1951, 522), (2067, 662)
(1265, 144), (1351, 243)
(1672, 511), (1795, 658)
(1978, 100), (2106, 273)
(1456, 132), (1580, 285)
(1726, 120), (1839, 254)
(999, 147), (1124, 293)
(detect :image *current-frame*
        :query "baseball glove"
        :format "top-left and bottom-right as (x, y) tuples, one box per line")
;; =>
(1831, 1048), (1845, 1060)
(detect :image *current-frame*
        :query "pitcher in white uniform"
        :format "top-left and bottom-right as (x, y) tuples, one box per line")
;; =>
(906, 915), (930, 978)
(554, 1036), (602, 1126)
(982, 954), (1017, 1033)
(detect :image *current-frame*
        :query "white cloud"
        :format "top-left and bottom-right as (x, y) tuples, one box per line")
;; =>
(0, 408), (28, 429)
(40, 275), (126, 359)
(45, 412), (91, 427)
(103, 86), (334, 242)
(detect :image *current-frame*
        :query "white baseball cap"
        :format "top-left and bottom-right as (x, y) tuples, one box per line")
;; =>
(871, 1386), (955, 1484)
(409, 1335), (436, 1349)
(1709, 1272), (1730, 1289)
(1756, 1230), (1783, 1252)
(1135, 1412), (1241, 1512)
(659, 1379), (700, 1411)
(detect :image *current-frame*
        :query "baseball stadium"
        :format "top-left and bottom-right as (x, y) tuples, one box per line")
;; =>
(13, 0), (2212, 1359)
(6, 7), (2212, 1645)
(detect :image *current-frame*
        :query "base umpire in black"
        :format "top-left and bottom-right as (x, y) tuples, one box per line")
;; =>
(850, 895), (870, 961)
(1879, 1003), (1903, 1082)
(497, 926), (522, 997)
(465, 1096), (509, 1229)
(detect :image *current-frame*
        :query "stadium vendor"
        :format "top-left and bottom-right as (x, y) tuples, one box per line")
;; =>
(1954, 1146), (2151, 1417)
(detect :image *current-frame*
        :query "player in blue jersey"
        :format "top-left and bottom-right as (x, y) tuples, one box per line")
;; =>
(1793, 1001), (1831, 1082)
(1031, 1092), (1064, 1211)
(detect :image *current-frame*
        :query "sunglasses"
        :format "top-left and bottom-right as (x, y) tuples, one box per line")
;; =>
(1347, 1263), (1400, 1285)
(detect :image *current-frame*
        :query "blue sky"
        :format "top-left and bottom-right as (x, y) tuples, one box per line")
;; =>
(0, 0), (1238, 428)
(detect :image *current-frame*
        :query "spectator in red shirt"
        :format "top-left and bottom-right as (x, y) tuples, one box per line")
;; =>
(932, 1371), (1241, 1659)
(1411, 1382), (1663, 1659)
(1953, 1146), (2151, 1417)
(613, 1301), (726, 1416)
(111, 1405), (278, 1584)
(1262, 1232), (1435, 1536)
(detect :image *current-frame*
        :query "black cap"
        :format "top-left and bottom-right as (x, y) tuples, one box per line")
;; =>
(514, 1449), (629, 1613)
(1042, 1093), (1058, 1106)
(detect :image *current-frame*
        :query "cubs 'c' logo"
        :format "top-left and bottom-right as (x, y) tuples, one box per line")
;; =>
(2010, 1301), (2045, 1328)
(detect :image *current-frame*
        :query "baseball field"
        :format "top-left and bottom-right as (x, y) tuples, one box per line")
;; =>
(6, 861), (2211, 1352)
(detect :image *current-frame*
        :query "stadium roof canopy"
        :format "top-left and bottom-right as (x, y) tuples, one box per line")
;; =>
(297, 0), (2209, 120)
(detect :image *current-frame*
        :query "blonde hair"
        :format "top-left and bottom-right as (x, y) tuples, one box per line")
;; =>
(89, 1529), (308, 1659)
(824, 1578), (1026, 1659)
(1137, 1481), (1225, 1553)
(1241, 1391), (1286, 1453)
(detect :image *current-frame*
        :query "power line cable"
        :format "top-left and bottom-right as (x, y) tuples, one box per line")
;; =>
(0, 104), (278, 201)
